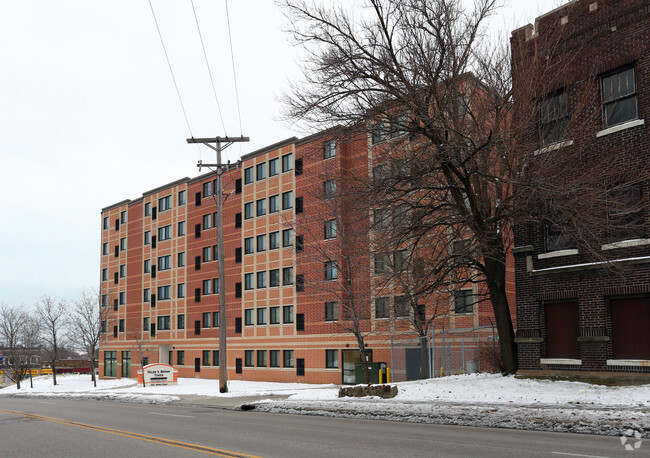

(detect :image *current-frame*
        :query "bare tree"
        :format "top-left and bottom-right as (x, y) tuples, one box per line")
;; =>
(68, 289), (106, 387)
(21, 316), (42, 389)
(277, 0), (583, 374)
(0, 304), (32, 389)
(128, 329), (153, 387)
(36, 295), (68, 386)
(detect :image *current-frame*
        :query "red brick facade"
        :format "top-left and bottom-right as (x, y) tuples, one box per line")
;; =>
(512, 0), (650, 378)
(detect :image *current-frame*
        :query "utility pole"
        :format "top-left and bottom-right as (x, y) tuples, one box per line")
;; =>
(187, 135), (249, 393)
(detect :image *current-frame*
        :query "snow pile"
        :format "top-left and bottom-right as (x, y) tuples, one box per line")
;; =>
(2, 373), (648, 436)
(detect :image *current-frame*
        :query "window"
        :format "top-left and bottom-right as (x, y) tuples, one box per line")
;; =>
(143, 288), (150, 302)
(324, 179), (336, 199)
(283, 267), (293, 286)
(144, 231), (151, 245)
(203, 214), (212, 230)
(269, 157), (279, 176)
(393, 249), (409, 271)
(203, 279), (212, 295)
(178, 221), (186, 236)
(394, 295), (410, 317)
(177, 350), (185, 365)
(324, 219), (337, 239)
(212, 350), (219, 365)
(323, 139), (336, 159)
(119, 265), (125, 278)
(213, 245), (219, 261)
(245, 308), (254, 325)
(375, 297), (389, 318)
(282, 153), (293, 172)
(269, 231), (279, 250)
(143, 317), (150, 331)
(101, 294), (108, 307)
(120, 237), (126, 251)
(282, 228), (293, 247)
(157, 285), (171, 300)
(372, 120), (388, 144)
(202, 312), (211, 328)
(282, 191), (293, 210)
(213, 278), (220, 294)
(373, 208), (389, 229)
(283, 305), (294, 324)
(177, 314), (185, 330)
(454, 290), (473, 314)
(256, 198), (266, 217)
(244, 166), (254, 184)
(203, 246), (212, 263)
(202, 350), (210, 366)
(269, 269), (280, 287)
(325, 261), (338, 280)
(245, 350), (254, 367)
(159, 195), (171, 212)
(257, 271), (267, 289)
(178, 252), (185, 267)
(283, 350), (294, 368)
(144, 259), (151, 274)
(257, 234), (266, 252)
(158, 225), (171, 241)
(213, 311), (220, 327)
(157, 315), (171, 330)
(269, 195), (279, 213)
(256, 163), (266, 181)
(119, 292), (125, 305)
(270, 350), (280, 367)
(103, 216), (109, 230)
(104, 351), (117, 377)
(158, 255), (171, 271)
(120, 210), (127, 224)
(543, 222), (576, 252)
(452, 240), (472, 265)
(174, 283), (184, 299)
(374, 253), (389, 274)
(244, 237), (254, 254)
(178, 190), (186, 206)
(102, 268), (108, 281)
(245, 273), (254, 290)
(373, 164), (387, 185)
(602, 67), (637, 127)
(119, 319), (125, 332)
(540, 92), (568, 146)
(257, 308), (267, 325)
(257, 350), (267, 367)
(203, 181), (212, 198)
(270, 307), (280, 324)
(145, 202), (151, 217)
(326, 349), (338, 368)
(607, 183), (644, 241)
(296, 274), (304, 292)
(102, 242), (108, 255)
(244, 202), (254, 219)
(325, 302), (337, 321)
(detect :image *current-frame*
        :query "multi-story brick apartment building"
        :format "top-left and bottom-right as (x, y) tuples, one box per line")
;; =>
(512, 0), (650, 379)
(100, 125), (515, 384)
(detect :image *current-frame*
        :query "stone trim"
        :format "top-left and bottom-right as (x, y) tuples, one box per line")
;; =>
(601, 239), (650, 250)
(596, 119), (645, 138)
(577, 336), (610, 343)
(514, 337), (543, 344)
(540, 358), (582, 365)
(606, 359), (650, 367)
(538, 249), (578, 259)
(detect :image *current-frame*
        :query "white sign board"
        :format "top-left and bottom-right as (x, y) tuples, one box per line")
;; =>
(137, 363), (178, 386)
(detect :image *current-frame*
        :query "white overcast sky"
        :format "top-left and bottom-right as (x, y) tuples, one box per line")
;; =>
(0, 0), (562, 308)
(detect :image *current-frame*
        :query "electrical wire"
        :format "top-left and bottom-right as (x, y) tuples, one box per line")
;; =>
(224, 0), (244, 136)
(191, 0), (228, 136)
(148, 0), (195, 139)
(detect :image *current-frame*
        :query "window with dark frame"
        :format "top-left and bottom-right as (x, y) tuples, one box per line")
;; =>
(325, 349), (338, 368)
(602, 66), (637, 128)
(269, 157), (279, 176)
(282, 153), (293, 172)
(283, 350), (294, 368)
(324, 219), (337, 239)
(543, 221), (576, 252)
(454, 290), (473, 314)
(244, 167), (254, 184)
(540, 92), (569, 146)
(323, 139), (336, 159)
(256, 163), (266, 181)
(375, 297), (390, 318)
(607, 183), (645, 242)
(394, 295), (410, 317)
(325, 302), (337, 321)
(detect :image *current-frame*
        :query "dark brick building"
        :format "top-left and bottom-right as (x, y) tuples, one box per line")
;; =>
(512, 0), (650, 379)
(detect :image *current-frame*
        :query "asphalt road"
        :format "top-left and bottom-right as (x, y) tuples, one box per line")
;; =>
(0, 397), (638, 457)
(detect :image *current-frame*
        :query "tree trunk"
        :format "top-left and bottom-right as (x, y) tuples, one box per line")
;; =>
(90, 358), (97, 387)
(52, 360), (57, 386)
(483, 249), (517, 375)
(354, 333), (371, 385)
(141, 364), (146, 388)
(29, 372), (33, 388)
(419, 335), (430, 379)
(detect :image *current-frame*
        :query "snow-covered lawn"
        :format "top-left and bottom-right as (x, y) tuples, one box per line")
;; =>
(2, 373), (648, 436)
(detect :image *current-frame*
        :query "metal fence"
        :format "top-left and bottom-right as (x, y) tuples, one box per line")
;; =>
(387, 325), (502, 382)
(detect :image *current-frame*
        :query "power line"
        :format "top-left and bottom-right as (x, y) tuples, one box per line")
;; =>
(148, 0), (194, 138)
(224, 0), (244, 136)
(191, 0), (227, 136)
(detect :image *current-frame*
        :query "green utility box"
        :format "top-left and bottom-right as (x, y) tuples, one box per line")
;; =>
(354, 362), (386, 384)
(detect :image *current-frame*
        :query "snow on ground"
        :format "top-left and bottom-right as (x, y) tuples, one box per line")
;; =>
(1, 373), (648, 436)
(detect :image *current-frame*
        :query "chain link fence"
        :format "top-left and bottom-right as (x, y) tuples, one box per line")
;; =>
(387, 325), (503, 382)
